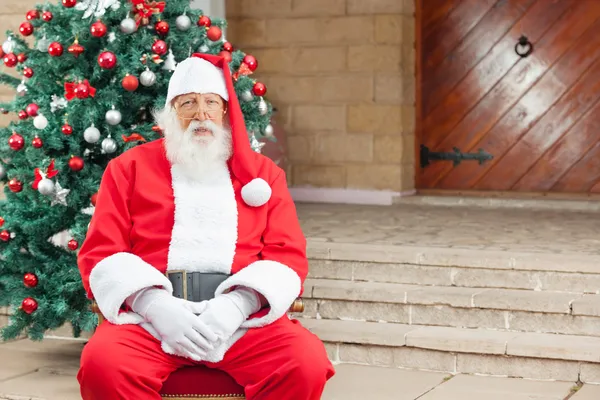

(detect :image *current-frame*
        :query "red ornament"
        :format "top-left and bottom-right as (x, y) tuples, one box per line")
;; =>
(253, 82), (267, 96)
(0, 48), (4, 58)
(219, 50), (232, 63)
(18, 110), (28, 120)
(90, 21), (107, 37)
(0, 230), (10, 242)
(23, 67), (34, 78)
(3, 53), (18, 67)
(9, 133), (25, 151)
(19, 22), (34, 36)
(68, 41), (84, 57)
(0, 217), (5, 227)
(151, 39), (167, 55)
(155, 20), (169, 35)
(21, 297), (38, 314)
(74, 83), (90, 99)
(207, 26), (222, 41)
(26, 103), (39, 116)
(122, 74), (139, 91)
(62, 0), (76, 7)
(68, 156), (84, 171)
(98, 51), (117, 69)
(26, 10), (39, 20)
(23, 273), (38, 288)
(8, 178), (23, 193)
(61, 124), (73, 135)
(17, 53), (27, 63)
(48, 42), (64, 57)
(243, 55), (258, 71)
(91, 192), (98, 206)
(42, 11), (53, 21)
(32, 137), (43, 148)
(197, 15), (211, 27)
(68, 239), (79, 250)
(223, 42), (233, 52)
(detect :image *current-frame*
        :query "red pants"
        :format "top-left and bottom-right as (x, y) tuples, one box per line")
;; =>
(77, 316), (334, 400)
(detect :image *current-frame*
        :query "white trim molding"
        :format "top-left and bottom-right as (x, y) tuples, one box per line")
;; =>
(290, 187), (416, 206)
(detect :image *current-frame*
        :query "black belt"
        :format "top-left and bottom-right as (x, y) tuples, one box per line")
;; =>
(166, 270), (230, 302)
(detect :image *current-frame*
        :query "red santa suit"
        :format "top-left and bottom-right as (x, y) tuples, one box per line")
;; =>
(76, 53), (334, 399)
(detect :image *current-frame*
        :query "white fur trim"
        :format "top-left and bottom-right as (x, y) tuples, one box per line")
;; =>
(215, 260), (301, 328)
(241, 178), (272, 207)
(89, 252), (173, 325)
(167, 164), (237, 273)
(166, 58), (229, 106)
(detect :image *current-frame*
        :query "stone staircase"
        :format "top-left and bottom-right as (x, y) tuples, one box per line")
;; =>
(296, 235), (600, 383)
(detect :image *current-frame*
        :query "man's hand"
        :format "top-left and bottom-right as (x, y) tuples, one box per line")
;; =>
(127, 287), (219, 360)
(197, 287), (262, 342)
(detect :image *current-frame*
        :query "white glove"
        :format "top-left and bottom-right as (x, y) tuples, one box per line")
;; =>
(196, 287), (262, 342)
(127, 287), (219, 360)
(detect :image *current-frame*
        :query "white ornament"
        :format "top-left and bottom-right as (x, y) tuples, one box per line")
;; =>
(241, 91), (253, 102)
(84, 124), (101, 143)
(17, 81), (27, 96)
(0, 163), (5, 179)
(199, 44), (209, 53)
(2, 38), (15, 54)
(38, 178), (55, 196)
(50, 182), (70, 206)
(140, 69), (156, 86)
(33, 114), (48, 130)
(108, 32), (116, 43)
(258, 98), (268, 115)
(101, 137), (117, 153)
(75, 0), (119, 19)
(163, 49), (177, 72)
(37, 36), (51, 52)
(105, 108), (122, 125)
(241, 178), (272, 207)
(50, 95), (68, 113)
(264, 123), (274, 138)
(176, 14), (191, 31)
(120, 17), (137, 34)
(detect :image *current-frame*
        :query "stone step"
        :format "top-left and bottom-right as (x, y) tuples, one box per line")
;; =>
(301, 279), (600, 337)
(300, 318), (600, 383)
(308, 256), (600, 293)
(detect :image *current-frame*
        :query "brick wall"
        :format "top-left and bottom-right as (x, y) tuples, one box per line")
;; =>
(226, 0), (416, 192)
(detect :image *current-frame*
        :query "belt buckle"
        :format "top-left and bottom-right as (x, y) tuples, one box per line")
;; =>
(166, 269), (188, 300)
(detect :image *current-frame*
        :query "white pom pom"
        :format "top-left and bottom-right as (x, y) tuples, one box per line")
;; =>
(241, 178), (272, 207)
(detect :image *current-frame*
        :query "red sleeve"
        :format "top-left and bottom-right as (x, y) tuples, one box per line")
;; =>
(215, 169), (308, 328)
(78, 158), (172, 325)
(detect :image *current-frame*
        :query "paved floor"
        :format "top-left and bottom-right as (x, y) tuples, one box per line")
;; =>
(0, 337), (596, 400)
(296, 202), (600, 255)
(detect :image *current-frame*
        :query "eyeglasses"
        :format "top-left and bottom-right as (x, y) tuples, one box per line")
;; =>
(174, 94), (226, 120)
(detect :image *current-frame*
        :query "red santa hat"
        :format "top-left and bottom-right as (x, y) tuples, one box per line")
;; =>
(164, 53), (272, 207)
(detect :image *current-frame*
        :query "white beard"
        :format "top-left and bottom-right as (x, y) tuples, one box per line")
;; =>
(153, 107), (232, 180)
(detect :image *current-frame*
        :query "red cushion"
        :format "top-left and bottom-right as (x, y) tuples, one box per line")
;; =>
(160, 365), (245, 397)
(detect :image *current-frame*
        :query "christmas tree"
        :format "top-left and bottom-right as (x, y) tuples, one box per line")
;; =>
(0, 0), (274, 341)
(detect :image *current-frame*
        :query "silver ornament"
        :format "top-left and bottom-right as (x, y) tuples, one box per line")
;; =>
(38, 178), (55, 196)
(264, 123), (274, 138)
(120, 17), (137, 34)
(33, 114), (48, 130)
(84, 125), (101, 143)
(50, 182), (70, 206)
(140, 69), (156, 86)
(101, 137), (117, 154)
(17, 81), (27, 96)
(0, 164), (6, 179)
(37, 36), (51, 52)
(250, 134), (266, 153)
(176, 14), (191, 31)
(199, 44), (209, 53)
(105, 108), (122, 125)
(2, 38), (15, 54)
(258, 98), (268, 115)
(163, 49), (177, 72)
(241, 91), (253, 102)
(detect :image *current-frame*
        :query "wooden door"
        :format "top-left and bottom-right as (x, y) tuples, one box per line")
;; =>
(416, 0), (600, 193)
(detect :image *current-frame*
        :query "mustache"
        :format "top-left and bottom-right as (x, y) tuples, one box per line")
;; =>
(187, 120), (219, 132)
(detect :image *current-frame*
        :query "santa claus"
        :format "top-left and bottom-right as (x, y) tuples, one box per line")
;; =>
(76, 53), (334, 399)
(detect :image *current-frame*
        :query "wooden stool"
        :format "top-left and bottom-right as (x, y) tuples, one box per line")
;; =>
(90, 299), (304, 399)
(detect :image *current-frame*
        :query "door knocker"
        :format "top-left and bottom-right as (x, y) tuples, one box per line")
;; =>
(515, 35), (533, 58)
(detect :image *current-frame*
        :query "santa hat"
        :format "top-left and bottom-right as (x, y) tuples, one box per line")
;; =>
(165, 53), (272, 207)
